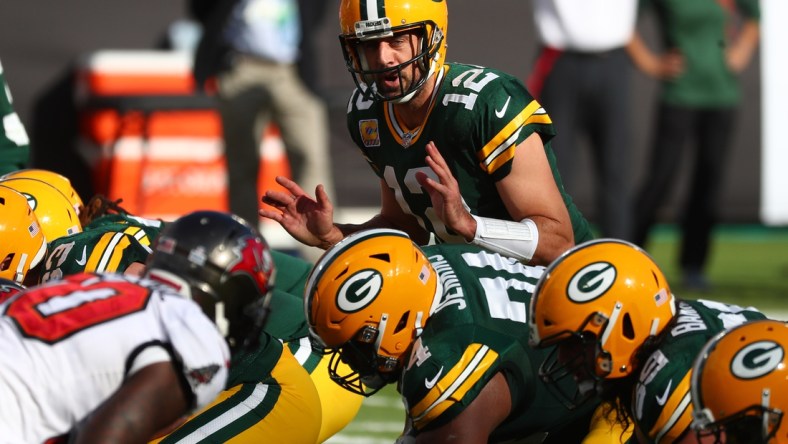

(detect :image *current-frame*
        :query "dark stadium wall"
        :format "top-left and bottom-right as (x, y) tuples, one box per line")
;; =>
(0, 0), (761, 223)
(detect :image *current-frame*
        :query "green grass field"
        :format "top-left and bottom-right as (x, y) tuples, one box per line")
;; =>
(326, 225), (788, 443)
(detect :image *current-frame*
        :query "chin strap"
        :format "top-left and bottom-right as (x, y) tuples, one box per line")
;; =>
(469, 215), (539, 263)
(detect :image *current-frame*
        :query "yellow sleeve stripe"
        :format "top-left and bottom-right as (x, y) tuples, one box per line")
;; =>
(409, 343), (498, 430)
(86, 232), (131, 273)
(479, 100), (549, 175)
(122, 226), (151, 247)
(650, 371), (694, 443)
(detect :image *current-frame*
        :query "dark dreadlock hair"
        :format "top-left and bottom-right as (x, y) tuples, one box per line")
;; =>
(78, 194), (131, 227)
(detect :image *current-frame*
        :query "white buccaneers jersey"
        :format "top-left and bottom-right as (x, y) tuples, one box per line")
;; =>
(0, 272), (230, 443)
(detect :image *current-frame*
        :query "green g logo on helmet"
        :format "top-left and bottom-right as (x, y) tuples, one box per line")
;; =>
(731, 341), (784, 380)
(567, 262), (617, 303)
(337, 269), (383, 313)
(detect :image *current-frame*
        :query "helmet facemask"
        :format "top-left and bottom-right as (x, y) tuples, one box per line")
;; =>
(328, 322), (401, 397)
(340, 20), (444, 103)
(538, 314), (617, 410)
(693, 401), (783, 444)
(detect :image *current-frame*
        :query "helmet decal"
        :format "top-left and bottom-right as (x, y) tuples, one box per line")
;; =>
(227, 236), (274, 288)
(731, 341), (784, 380)
(337, 269), (383, 313)
(187, 246), (208, 266)
(567, 262), (616, 303)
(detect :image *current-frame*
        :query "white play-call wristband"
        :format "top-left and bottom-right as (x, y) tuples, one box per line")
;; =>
(469, 215), (539, 262)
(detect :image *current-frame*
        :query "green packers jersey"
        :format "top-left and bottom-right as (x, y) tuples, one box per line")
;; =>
(270, 249), (312, 295)
(400, 243), (595, 441)
(346, 62), (593, 245)
(265, 288), (323, 374)
(40, 224), (153, 283)
(227, 332), (283, 387)
(632, 299), (766, 443)
(84, 213), (164, 246)
(266, 251), (324, 371)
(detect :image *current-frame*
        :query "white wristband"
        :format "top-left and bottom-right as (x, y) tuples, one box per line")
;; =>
(469, 215), (539, 262)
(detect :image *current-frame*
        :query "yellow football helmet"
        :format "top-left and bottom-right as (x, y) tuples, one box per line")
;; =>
(304, 228), (438, 396)
(0, 186), (47, 284)
(1, 168), (84, 216)
(691, 319), (788, 444)
(338, 0), (448, 102)
(528, 239), (677, 407)
(0, 177), (82, 241)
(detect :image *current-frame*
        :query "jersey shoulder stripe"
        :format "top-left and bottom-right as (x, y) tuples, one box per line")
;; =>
(480, 99), (545, 174)
(122, 225), (152, 248)
(87, 231), (130, 273)
(409, 343), (498, 430)
(649, 371), (693, 443)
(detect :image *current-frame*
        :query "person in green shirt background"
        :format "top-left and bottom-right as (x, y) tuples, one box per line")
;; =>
(627, 0), (760, 291)
(0, 58), (30, 175)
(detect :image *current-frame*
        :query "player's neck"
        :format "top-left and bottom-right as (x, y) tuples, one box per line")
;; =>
(393, 77), (436, 130)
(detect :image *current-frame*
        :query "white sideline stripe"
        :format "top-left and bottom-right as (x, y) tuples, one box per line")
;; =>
(79, 50), (193, 73)
(101, 136), (286, 161)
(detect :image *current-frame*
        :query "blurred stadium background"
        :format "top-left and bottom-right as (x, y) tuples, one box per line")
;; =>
(0, 0), (775, 224)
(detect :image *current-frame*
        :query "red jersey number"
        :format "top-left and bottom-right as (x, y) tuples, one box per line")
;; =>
(5, 274), (152, 343)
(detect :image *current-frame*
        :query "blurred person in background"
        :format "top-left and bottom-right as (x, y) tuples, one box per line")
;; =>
(190, 0), (334, 234)
(527, 0), (637, 241)
(0, 57), (30, 175)
(261, 0), (594, 267)
(627, 0), (760, 291)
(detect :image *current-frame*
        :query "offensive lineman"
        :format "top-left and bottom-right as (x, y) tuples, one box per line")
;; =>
(529, 239), (768, 443)
(305, 229), (624, 443)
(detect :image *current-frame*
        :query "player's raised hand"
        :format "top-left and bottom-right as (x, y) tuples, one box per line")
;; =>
(416, 141), (477, 241)
(260, 176), (339, 248)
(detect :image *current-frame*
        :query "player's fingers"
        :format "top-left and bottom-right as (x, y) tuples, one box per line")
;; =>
(258, 208), (283, 222)
(315, 184), (332, 208)
(262, 190), (294, 206)
(275, 176), (308, 197)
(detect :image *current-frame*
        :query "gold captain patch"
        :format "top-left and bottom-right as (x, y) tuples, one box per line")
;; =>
(359, 119), (381, 147)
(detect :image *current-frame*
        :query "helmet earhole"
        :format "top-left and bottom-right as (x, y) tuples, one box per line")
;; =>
(622, 313), (635, 340)
(394, 311), (410, 334)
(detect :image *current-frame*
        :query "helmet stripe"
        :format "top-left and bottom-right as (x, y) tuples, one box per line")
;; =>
(360, 0), (385, 21)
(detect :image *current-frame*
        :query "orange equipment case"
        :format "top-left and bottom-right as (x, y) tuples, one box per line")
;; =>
(75, 50), (290, 223)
